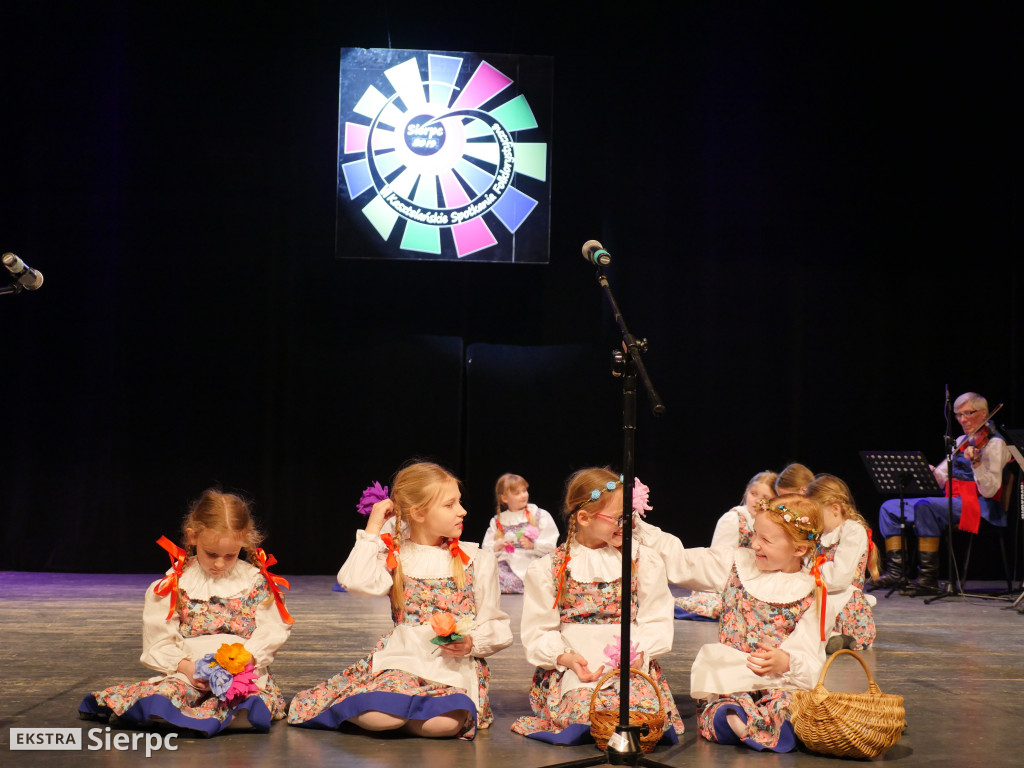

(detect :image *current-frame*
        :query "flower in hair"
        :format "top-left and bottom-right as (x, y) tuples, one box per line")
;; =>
(356, 481), (389, 516)
(633, 478), (653, 519)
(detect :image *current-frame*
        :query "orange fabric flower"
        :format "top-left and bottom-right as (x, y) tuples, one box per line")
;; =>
(214, 642), (253, 674)
(430, 612), (458, 638)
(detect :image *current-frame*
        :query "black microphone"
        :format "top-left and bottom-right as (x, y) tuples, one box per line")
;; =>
(3, 252), (44, 291)
(581, 239), (611, 266)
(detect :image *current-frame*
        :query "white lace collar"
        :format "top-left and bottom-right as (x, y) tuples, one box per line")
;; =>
(566, 539), (640, 582)
(733, 548), (816, 603)
(397, 538), (479, 578)
(177, 559), (259, 601)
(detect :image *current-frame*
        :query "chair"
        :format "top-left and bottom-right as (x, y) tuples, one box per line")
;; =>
(958, 461), (1018, 594)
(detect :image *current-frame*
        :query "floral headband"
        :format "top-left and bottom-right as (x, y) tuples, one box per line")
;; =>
(573, 475), (623, 512)
(758, 498), (821, 540)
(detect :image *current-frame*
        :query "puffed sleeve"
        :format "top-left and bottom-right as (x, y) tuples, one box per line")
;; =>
(481, 516), (499, 551)
(633, 546), (673, 660)
(467, 549), (513, 657)
(778, 598), (834, 690)
(244, 578), (293, 671)
(976, 437), (1010, 498)
(337, 530), (395, 595)
(139, 579), (187, 675)
(633, 519), (733, 590)
(710, 508), (742, 549)
(819, 522), (867, 593)
(520, 554), (568, 669)
(531, 507), (560, 555)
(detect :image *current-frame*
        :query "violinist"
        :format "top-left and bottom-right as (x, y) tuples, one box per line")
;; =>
(874, 392), (1011, 596)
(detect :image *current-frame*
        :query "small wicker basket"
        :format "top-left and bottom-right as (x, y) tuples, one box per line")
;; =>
(790, 649), (906, 759)
(588, 668), (665, 753)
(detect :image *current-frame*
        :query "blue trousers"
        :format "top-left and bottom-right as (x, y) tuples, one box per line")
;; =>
(879, 496), (1006, 538)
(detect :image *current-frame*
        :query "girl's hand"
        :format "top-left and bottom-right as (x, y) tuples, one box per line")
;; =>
(746, 643), (790, 677)
(366, 498), (395, 535)
(177, 658), (209, 691)
(557, 652), (605, 683)
(520, 537), (535, 550)
(493, 540), (506, 552)
(439, 635), (474, 658)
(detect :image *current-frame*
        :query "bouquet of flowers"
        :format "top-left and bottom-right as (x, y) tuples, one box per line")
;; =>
(194, 643), (259, 704)
(429, 612), (474, 653)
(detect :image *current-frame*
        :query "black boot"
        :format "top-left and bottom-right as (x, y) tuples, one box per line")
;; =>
(906, 548), (941, 596)
(870, 542), (904, 590)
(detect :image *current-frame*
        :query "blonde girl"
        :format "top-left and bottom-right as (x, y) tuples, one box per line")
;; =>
(511, 467), (685, 745)
(287, 461), (511, 739)
(671, 470), (778, 620)
(481, 473), (559, 593)
(640, 494), (839, 752)
(806, 474), (879, 652)
(80, 489), (293, 735)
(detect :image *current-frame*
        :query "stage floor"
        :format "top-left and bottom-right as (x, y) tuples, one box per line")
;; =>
(2, 571), (1022, 767)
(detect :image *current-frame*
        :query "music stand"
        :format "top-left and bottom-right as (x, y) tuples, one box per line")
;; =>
(999, 428), (1024, 612)
(860, 451), (943, 597)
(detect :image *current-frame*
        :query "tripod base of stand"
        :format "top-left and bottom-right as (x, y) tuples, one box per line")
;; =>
(538, 726), (674, 768)
(925, 581), (1016, 604)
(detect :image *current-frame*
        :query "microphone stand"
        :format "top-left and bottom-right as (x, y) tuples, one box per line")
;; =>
(539, 254), (669, 768)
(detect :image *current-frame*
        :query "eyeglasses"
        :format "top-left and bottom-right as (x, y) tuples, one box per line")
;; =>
(955, 409), (980, 420)
(592, 511), (636, 528)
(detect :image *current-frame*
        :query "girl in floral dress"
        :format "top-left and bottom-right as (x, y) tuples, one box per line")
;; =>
(511, 467), (684, 746)
(287, 461), (512, 739)
(671, 470), (777, 621)
(806, 474), (879, 653)
(481, 473), (559, 593)
(640, 494), (840, 752)
(79, 489), (294, 735)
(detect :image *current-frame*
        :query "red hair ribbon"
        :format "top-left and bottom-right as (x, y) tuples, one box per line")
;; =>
(552, 551), (572, 609)
(448, 538), (471, 565)
(153, 536), (188, 621)
(380, 533), (399, 571)
(253, 547), (294, 625)
(809, 553), (829, 641)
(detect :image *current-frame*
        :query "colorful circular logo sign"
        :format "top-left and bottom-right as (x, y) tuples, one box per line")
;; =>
(338, 49), (551, 262)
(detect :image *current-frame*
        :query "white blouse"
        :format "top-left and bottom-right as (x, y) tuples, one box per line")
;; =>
(519, 541), (674, 694)
(710, 505), (756, 549)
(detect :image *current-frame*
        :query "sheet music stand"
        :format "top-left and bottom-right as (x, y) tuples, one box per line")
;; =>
(999, 427), (1024, 612)
(860, 451), (943, 597)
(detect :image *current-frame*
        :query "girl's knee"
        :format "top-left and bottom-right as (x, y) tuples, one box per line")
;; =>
(406, 711), (469, 738)
(349, 711), (407, 731)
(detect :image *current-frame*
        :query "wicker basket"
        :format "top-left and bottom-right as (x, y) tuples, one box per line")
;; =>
(790, 649), (906, 759)
(588, 668), (664, 753)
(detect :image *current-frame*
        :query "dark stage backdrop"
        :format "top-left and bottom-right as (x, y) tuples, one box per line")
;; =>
(2, 2), (1020, 579)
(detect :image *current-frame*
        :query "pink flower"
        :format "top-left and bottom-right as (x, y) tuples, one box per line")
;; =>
(224, 663), (259, 705)
(523, 525), (540, 541)
(602, 635), (643, 669)
(632, 478), (653, 518)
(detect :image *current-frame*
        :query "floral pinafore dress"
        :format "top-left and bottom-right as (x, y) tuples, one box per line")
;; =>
(511, 546), (684, 742)
(697, 564), (814, 750)
(821, 538), (876, 649)
(287, 565), (490, 738)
